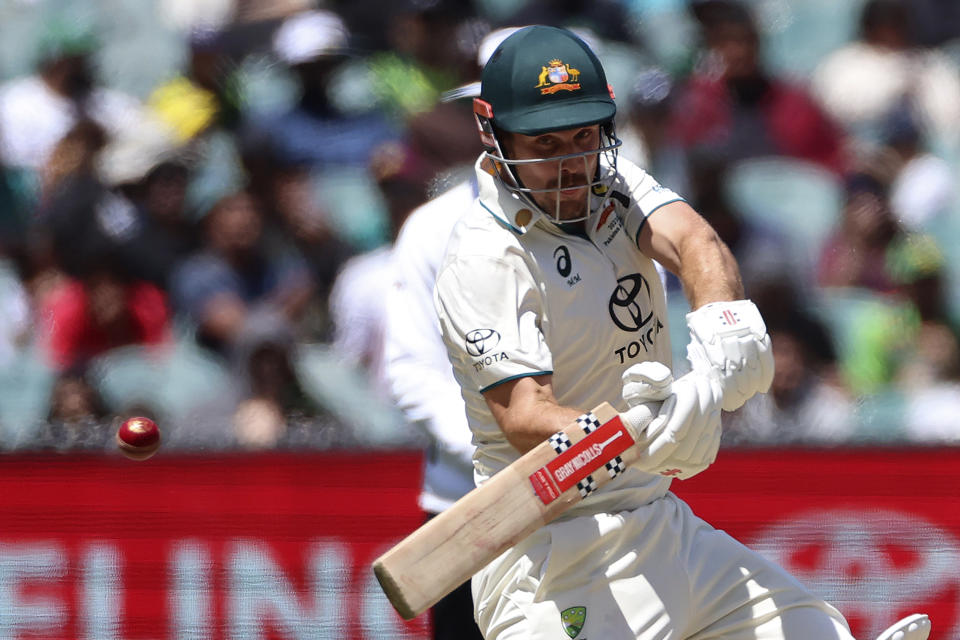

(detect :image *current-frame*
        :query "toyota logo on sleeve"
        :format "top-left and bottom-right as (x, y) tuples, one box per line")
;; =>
(465, 329), (501, 356)
(608, 274), (653, 332)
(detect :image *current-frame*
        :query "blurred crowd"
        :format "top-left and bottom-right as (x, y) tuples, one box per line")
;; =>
(0, 0), (959, 452)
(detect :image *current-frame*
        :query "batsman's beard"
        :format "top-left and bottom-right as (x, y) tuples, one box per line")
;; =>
(486, 133), (622, 224)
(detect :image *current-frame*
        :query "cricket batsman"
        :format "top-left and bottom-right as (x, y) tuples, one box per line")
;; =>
(432, 25), (930, 640)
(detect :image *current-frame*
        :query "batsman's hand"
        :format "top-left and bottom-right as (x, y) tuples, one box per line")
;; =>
(619, 362), (723, 480)
(686, 299), (774, 412)
(622, 360), (673, 407)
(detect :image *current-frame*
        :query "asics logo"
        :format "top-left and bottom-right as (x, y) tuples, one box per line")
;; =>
(554, 245), (572, 277)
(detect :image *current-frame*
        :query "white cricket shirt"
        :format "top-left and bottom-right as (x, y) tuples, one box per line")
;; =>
(435, 155), (683, 518)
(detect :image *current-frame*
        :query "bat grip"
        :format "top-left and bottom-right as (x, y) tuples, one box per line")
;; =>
(620, 401), (660, 443)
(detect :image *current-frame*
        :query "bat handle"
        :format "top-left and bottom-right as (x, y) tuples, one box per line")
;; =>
(620, 401), (662, 445)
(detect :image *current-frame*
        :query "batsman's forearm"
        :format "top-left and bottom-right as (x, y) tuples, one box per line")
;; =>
(677, 227), (744, 310)
(640, 201), (744, 309)
(484, 374), (584, 454)
(501, 402), (587, 453)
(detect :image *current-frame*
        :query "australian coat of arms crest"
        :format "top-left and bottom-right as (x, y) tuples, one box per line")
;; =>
(536, 59), (581, 94)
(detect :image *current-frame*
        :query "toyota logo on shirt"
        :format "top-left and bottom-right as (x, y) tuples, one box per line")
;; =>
(608, 274), (654, 332)
(465, 329), (501, 356)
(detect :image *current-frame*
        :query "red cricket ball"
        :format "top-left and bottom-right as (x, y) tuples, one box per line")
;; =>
(116, 416), (162, 461)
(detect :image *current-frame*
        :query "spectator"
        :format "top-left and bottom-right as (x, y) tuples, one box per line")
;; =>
(669, 0), (845, 172)
(365, 1), (475, 121)
(31, 108), (197, 295)
(0, 19), (142, 172)
(829, 234), (957, 397)
(37, 263), (172, 374)
(817, 172), (905, 294)
(169, 190), (314, 359)
(162, 321), (332, 452)
(35, 119), (158, 285)
(244, 9), (401, 170)
(811, 0), (960, 147)
(23, 255), (168, 450)
(169, 190), (318, 447)
(94, 106), (199, 288)
(880, 102), (956, 231)
(148, 27), (238, 144)
(118, 160), (200, 288)
(147, 23), (248, 221)
(28, 116), (176, 343)
(241, 153), (356, 341)
(887, 234), (960, 390)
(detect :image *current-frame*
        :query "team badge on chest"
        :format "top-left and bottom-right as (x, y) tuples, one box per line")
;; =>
(561, 606), (587, 638)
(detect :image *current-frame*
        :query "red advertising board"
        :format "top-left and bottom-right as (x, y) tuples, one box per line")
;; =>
(0, 448), (957, 639)
(0, 452), (429, 640)
(674, 448), (960, 640)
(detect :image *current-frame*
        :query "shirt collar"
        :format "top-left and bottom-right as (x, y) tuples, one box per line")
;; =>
(475, 155), (543, 235)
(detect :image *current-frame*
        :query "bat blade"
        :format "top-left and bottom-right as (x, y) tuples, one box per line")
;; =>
(373, 401), (655, 620)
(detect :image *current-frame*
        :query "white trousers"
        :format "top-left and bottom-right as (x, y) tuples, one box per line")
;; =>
(473, 492), (853, 640)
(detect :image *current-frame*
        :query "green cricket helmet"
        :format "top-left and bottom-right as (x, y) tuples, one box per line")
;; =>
(479, 25), (616, 134)
(473, 25), (621, 223)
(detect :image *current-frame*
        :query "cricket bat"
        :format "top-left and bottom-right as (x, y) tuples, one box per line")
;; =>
(373, 401), (659, 620)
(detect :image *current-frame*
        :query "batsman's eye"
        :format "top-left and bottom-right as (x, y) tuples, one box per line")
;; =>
(575, 128), (596, 143)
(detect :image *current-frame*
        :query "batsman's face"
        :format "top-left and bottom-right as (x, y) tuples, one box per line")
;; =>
(501, 126), (600, 220)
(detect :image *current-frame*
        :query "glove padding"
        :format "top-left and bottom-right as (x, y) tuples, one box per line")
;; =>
(620, 362), (723, 480)
(686, 299), (774, 412)
(622, 360), (673, 407)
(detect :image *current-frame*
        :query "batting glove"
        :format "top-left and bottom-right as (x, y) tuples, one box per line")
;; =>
(622, 360), (673, 408)
(686, 299), (774, 412)
(620, 363), (723, 480)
